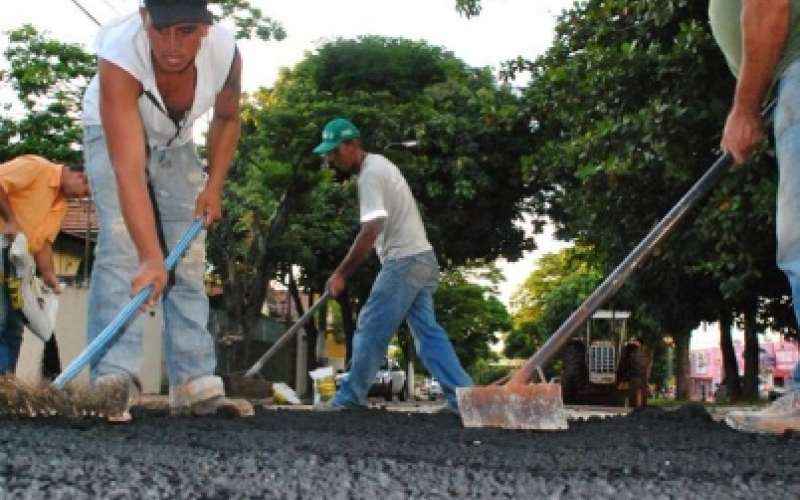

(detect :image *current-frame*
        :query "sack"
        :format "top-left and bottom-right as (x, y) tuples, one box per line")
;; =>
(271, 382), (301, 405)
(309, 366), (336, 404)
(9, 234), (57, 342)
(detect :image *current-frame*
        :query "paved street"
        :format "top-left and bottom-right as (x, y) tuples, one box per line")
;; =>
(1, 399), (794, 499)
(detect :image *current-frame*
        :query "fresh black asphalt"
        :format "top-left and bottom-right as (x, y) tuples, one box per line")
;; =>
(0, 404), (797, 499)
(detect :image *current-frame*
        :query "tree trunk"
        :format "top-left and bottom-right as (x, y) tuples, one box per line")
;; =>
(223, 225), (249, 359)
(287, 278), (320, 397)
(674, 332), (691, 400)
(248, 193), (292, 327)
(229, 191), (292, 369)
(718, 310), (742, 402)
(742, 305), (760, 400)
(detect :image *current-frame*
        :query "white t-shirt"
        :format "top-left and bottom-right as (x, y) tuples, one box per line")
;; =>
(357, 154), (432, 262)
(82, 12), (236, 148)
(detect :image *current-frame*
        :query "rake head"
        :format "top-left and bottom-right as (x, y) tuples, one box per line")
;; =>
(0, 376), (129, 419)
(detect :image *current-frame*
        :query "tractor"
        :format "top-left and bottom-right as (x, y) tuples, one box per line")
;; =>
(559, 310), (652, 407)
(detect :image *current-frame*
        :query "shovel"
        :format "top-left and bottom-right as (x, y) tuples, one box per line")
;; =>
(457, 103), (776, 430)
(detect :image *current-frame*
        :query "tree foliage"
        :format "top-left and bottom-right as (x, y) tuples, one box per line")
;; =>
(505, 246), (601, 359)
(210, 0), (286, 41)
(0, 25), (96, 164)
(434, 267), (512, 371)
(454, 0), (482, 17)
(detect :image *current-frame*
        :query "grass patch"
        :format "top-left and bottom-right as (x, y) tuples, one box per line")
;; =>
(648, 397), (769, 409)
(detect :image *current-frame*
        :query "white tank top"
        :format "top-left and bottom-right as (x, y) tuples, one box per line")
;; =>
(82, 12), (236, 148)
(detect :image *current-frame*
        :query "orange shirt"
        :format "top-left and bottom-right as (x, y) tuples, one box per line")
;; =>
(0, 155), (66, 253)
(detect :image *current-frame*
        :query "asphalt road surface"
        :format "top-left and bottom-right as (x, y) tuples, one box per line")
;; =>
(0, 404), (797, 499)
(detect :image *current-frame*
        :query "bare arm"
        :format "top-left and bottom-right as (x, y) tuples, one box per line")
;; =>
(327, 218), (384, 297)
(0, 186), (20, 236)
(33, 242), (60, 293)
(195, 48), (242, 226)
(722, 0), (789, 163)
(98, 59), (166, 303)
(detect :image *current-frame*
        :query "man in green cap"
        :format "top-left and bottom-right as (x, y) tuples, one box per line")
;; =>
(312, 117), (474, 413)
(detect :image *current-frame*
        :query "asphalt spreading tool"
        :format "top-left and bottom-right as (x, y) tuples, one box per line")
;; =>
(243, 292), (330, 378)
(0, 218), (205, 418)
(222, 293), (330, 400)
(457, 103), (776, 430)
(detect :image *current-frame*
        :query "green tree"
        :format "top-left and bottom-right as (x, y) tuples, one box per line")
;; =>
(0, 25), (96, 164)
(434, 267), (512, 372)
(454, 0), (482, 17)
(211, 0), (285, 41)
(505, 246), (600, 359)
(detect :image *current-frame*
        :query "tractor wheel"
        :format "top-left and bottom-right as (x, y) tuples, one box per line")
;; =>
(385, 381), (394, 402)
(560, 340), (589, 405)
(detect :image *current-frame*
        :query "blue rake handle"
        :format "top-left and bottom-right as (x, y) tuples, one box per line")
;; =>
(52, 217), (206, 390)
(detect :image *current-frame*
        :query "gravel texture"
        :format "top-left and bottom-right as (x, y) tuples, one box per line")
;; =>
(0, 403), (797, 499)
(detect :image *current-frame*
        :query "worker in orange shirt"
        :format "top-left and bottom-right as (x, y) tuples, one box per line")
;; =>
(0, 155), (90, 374)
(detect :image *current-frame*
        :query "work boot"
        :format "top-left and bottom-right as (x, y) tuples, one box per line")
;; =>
(312, 398), (367, 411)
(725, 391), (800, 434)
(95, 374), (141, 424)
(170, 395), (254, 418)
(434, 404), (460, 416)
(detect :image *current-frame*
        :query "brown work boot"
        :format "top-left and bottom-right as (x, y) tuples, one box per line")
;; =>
(170, 396), (254, 418)
(95, 374), (141, 424)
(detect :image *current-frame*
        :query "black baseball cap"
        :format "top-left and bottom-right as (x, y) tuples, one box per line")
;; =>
(144, 0), (213, 29)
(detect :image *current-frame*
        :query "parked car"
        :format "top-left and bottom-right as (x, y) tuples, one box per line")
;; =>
(769, 385), (789, 402)
(427, 378), (442, 400)
(335, 357), (408, 401)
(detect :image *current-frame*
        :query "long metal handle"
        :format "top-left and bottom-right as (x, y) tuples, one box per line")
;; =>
(244, 292), (330, 378)
(508, 102), (776, 385)
(52, 217), (205, 389)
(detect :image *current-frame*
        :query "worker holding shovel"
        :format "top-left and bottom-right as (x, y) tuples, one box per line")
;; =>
(0, 155), (90, 377)
(710, 0), (800, 433)
(311, 118), (474, 414)
(80, 0), (252, 421)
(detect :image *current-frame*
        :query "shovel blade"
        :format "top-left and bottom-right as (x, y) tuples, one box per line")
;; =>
(456, 383), (569, 430)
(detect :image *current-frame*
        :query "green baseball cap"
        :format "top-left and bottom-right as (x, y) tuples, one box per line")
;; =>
(313, 118), (361, 154)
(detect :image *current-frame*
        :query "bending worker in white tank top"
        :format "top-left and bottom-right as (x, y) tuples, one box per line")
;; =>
(81, 0), (252, 421)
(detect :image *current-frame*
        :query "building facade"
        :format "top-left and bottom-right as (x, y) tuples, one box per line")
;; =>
(689, 339), (800, 401)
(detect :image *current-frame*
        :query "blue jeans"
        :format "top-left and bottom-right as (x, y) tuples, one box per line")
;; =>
(83, 125), (225, 407)
(0, 246), (24, 374)
(775, 61), (800, 389)
(333, 250), (474, 410)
